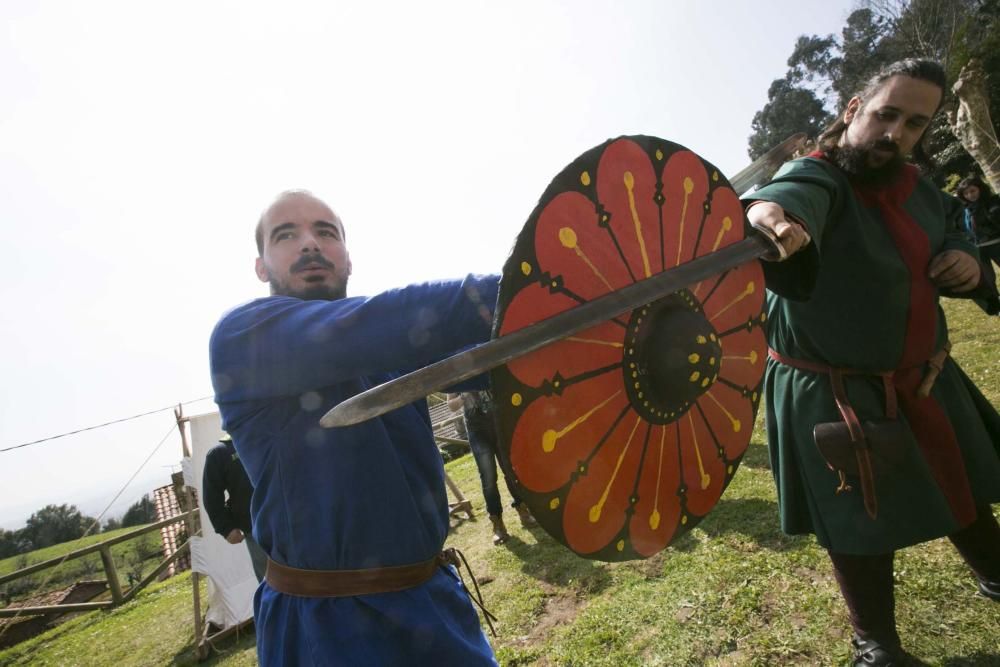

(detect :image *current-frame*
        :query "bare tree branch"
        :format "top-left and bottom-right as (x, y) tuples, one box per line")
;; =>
(948, 59), (1000, 190)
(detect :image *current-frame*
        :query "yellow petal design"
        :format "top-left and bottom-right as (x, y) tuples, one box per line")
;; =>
(589, 415), (642, 523)
(541, 391), (622, 453)
(559, 226), (613, 292)
(624, 171), (652, 278)
(710, 282), (756, 322)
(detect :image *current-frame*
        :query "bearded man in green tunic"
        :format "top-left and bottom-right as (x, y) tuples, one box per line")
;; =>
(745, 59), (1000, 666)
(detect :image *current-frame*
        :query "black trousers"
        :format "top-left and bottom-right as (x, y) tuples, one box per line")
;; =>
(828, 505), (1000, 644)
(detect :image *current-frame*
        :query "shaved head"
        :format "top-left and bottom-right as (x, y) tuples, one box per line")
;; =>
(255, 190), (345, 256)
(254, 189), (352, 301)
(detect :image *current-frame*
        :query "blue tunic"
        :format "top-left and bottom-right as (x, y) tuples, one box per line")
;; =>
(209, 275), (499, 666)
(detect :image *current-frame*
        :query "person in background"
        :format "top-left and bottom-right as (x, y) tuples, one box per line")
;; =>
(202, 433), (266, 581)
(448, 391), (535, 545)
(955, 175), (1000, 315)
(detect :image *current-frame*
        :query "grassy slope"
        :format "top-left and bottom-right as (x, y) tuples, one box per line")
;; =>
(1, 299), (997, 666)
(0, 573), (257, 667)
(1, 526), (164, 604)
(0, 527), (147, 576)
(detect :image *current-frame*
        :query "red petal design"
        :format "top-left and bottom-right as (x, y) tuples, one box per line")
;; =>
(509, 380), (630, 493)
(535, 191), (635, 300)
(694, 186), (745, 256)
(595, 139), (660, 281)
(499, 281), (581, 335)
(699, 262), (765, 334)
(660, 151), (709, 269)
(677, 411), (726, 516)
(717, 327), (766, 391)
(496, 136), (767, 560)
(697, 383), (754, 460)
(562, 411), (646, 554)
(499, 283), (625, 387)
(629, 424), (682, 556)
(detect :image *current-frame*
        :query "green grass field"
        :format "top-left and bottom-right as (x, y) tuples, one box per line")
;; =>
(0, 526), (164, 604)
(1, 299), (998, 666)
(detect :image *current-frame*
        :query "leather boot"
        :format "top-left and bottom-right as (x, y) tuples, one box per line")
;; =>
(851, 634), (902, 666)
(979, 577), (1000, 601)
(514, 503), (536, 527)
(489, 514), (509, 546)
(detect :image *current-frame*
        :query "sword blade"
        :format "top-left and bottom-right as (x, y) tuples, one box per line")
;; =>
(321, 133), (806, 428)
(321, 233), (775, 427)
(728, 133), (805, 195)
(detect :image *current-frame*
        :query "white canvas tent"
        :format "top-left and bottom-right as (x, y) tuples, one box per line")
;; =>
(177, 409), (256, 652)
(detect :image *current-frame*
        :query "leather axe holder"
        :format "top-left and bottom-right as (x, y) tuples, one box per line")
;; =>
(813, 419), (908, 474)
(813, 419), (908, 519)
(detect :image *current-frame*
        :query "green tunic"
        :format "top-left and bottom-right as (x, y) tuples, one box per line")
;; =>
(748, 156), (1000, 554)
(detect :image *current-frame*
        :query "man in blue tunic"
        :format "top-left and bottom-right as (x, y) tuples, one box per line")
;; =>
(210, 189), (498, 665)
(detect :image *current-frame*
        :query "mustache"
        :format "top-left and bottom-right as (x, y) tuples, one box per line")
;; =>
(290, 254), (337, 273)
(870, 139), (900, 155)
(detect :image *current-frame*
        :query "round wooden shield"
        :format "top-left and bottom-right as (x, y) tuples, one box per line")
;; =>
(490, 135), (767, 561)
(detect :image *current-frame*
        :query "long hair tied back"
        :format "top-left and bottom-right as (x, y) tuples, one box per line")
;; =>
(816, 58), (946, 166)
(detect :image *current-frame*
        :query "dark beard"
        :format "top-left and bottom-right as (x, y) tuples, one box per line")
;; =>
(270, 277), (348, 301)
(271, 254), (348, 301)
(828, 141), (905, 187)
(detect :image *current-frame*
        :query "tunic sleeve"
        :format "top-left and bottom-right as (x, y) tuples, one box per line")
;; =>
(210, 274), (499, 402)
(743, 157), (843, 300)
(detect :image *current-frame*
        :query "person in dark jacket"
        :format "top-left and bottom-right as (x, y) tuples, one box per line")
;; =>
(202, 434), (266, 581)
(448, 391), (535, 546)
(956, 175), (1000, 315)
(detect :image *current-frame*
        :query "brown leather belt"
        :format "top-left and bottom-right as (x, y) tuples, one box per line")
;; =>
(767, 344), (951, 520)
(264, 547), (499, 635)
(265, 552), (451, 598)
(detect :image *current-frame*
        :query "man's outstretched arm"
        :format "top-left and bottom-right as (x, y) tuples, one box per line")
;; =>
(211, 274), (499, 403)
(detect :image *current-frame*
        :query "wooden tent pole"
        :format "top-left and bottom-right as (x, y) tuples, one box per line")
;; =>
(176, 403), (204, 657)
(176, 404), (192, 458)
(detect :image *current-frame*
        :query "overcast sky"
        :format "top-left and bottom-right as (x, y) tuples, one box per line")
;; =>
(0, 0), (856, 529)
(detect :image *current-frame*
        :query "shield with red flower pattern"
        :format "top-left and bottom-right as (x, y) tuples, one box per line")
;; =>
(490, 135), (767, 561)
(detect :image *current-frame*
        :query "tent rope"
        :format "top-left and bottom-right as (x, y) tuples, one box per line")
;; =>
(0, 421), (179, 641)
(1, 395), (213, 453)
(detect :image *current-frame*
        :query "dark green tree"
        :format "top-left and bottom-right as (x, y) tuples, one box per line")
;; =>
(748, 9), (895, 159)
(121, 494), (157, 528)
(748, 78), (832, 160)
(869, 0), (997, 181)
(21, 504), (95, 550)
(748, 1), (1000, 185)
(936, 0), (1000, 187)
(830, 8), (898, 106)
(0, 528), (24, 559)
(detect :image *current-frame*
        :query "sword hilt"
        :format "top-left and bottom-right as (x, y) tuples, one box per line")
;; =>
(749, 220), (789, 262)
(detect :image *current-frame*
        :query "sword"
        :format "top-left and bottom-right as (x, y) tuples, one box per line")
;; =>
(321, 225), (784, 428)
(320, 135), (805, 428)
(727, 133), (805, 196)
